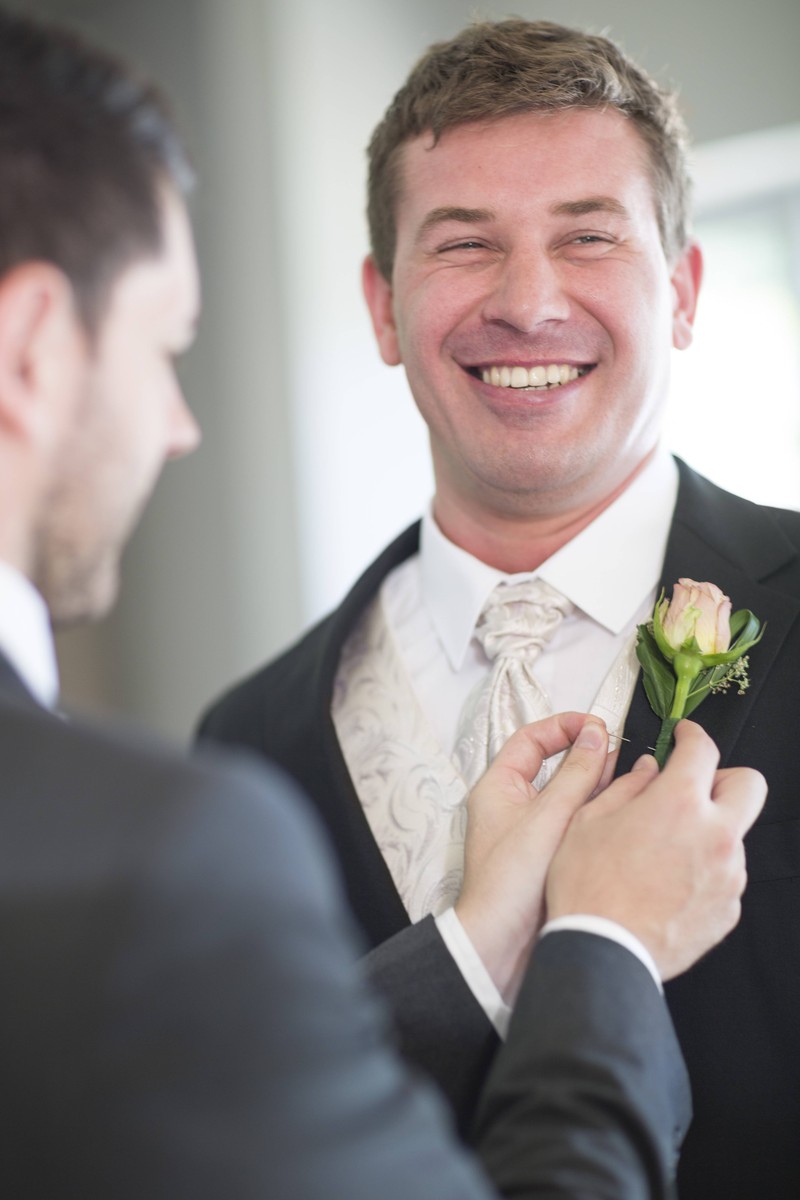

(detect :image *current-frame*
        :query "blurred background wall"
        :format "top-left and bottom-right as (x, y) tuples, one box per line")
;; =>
(9, 0), (800, 740)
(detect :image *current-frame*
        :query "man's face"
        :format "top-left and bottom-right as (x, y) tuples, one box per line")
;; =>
(34, 186), (201, 624)
(363, 108), (701, 528)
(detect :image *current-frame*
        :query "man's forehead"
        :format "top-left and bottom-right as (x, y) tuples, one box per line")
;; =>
(400, 107), (649, 175)
(395, 109), (657, 229)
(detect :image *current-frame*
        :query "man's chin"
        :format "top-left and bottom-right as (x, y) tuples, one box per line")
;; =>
(48, 570), (120, 629)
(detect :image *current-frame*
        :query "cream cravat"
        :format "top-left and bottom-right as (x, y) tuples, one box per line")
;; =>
(453, 578), (573, 789)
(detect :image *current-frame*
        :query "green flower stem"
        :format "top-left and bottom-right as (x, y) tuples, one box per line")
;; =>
(656, 652), (703, 769)
(670, 653), (702, 719)
(654, 717), (679, 768)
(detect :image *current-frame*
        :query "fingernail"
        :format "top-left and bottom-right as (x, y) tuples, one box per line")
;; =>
(576, 721), (604, 750)
(632, 754), (656, 772)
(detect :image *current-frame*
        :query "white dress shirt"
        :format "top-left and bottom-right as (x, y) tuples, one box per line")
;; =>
(335, 450), (678, 1031)
(384, 448), (679, 755)
(0, 558), (58, 707)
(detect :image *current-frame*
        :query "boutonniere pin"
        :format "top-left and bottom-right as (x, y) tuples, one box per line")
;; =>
(636, 578), (764, 768)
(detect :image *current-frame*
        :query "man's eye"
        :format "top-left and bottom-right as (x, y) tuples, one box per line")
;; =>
(439, 240), (485, 252)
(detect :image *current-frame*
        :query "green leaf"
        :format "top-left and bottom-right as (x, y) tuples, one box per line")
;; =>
(682, 663), (733, 716)
(636, 624), (675, 718)
(682, 674), (714, 715)
(729, 610), (765, 655)
(696, 648), (742, 667)
(729, 609), (757, 640)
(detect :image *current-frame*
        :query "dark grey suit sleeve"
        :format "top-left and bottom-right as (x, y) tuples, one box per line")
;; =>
(366, 917), (690, 1199)
(84, 756), (494, 1200)
(366, 917), (689, 1198)
(19, 722), (688, 1199)
(475, 931), (692, 1199)
(364, 914), (501, 1133)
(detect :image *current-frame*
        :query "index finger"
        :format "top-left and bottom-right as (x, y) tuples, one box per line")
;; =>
(711, 767), (768, 838)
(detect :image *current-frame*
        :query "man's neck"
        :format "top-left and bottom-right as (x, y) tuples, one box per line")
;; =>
(432, 454), (656, 574)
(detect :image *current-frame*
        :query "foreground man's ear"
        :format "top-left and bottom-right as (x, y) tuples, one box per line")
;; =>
(362, 254), (402, 366)
(671, 240), (703, 351)
(0, 262), (84, 444)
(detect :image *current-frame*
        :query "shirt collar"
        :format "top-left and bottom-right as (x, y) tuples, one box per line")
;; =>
(0, 558), (59, 708)
(421, 447), (679, 670)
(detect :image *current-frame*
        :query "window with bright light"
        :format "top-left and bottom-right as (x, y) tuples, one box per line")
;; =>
(665, 127), (800, 511)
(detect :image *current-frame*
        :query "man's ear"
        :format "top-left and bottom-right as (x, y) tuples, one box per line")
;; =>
(362, 254), (401, 366)
(0, 262), (82, 442)
(671, 241), (703, 351)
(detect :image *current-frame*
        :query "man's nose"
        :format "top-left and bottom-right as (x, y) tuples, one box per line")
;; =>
(481, 250), (570, 332)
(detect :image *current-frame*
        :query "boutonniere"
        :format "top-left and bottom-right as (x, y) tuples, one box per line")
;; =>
(636, 578), (765, 768)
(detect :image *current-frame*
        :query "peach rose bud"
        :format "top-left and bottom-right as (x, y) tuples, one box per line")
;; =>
(662, 578), (732, 655)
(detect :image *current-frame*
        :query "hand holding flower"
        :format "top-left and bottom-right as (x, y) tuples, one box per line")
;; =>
(636, 579), (764, 767)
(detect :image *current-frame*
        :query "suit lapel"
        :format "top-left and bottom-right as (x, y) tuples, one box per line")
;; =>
(617, 462), (800, 773)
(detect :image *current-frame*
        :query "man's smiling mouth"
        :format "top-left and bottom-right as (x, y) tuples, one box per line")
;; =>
(469, 363), (595, 390)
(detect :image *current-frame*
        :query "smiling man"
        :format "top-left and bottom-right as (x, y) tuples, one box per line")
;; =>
(199, 20), (800, 1200)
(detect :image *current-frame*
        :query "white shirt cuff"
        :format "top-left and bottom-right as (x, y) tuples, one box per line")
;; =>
(539, 915), (663, 993)
(434, 907), (512, 1039)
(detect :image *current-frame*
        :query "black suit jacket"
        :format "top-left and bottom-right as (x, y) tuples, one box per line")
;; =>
(199, 461), (800, 1200)
(0, 654), (689, 1198)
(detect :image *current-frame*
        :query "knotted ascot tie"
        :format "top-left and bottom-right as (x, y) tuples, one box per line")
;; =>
(454, 578), (574, 791)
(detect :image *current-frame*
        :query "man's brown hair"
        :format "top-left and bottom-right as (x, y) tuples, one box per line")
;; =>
(366, 19), (691, 279)
(0, 9), (192, 337)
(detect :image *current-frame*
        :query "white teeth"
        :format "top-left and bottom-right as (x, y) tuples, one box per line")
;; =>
(480, 363), (582, 390)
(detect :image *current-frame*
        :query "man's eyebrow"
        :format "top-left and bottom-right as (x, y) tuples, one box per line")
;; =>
(416, 206), (495, 241)
(551, 197), (630, 219)
(414, 198), (630, 243)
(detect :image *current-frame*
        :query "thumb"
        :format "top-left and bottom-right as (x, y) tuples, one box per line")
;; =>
(535, 718), (610, 819)
(488, 712), (594, 785)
